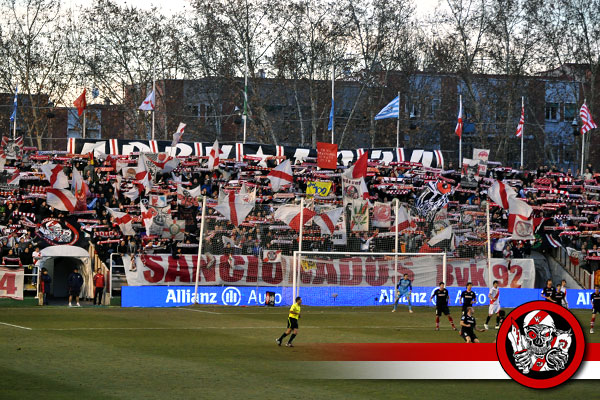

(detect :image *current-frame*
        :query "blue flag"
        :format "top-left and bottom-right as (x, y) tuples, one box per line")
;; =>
(9, 85), (17, 122)
(374, 96), (399, 120)
(328, 99), (334, 131)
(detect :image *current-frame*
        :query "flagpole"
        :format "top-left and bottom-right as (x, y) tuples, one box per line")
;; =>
(581, 99), (586, 177)
(12, 85), (17, 140)
(331, 66), (335, 144)
(520, 96), (524, 170)
(82, 110), (86, 139)
(12, 108), (16, 141)
(152, 67), (156, 141)
(458, 95), (462, 166)
(243, 42), (249, 144)
(396, 91), (400, 148)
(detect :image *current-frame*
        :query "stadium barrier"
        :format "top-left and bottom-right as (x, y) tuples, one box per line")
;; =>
(122, 285), (596, 309)
(552, 246), (594, 289)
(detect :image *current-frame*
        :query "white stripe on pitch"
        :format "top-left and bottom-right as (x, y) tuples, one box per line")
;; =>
(301, 361), (508, 379)
(301, 361), (600, 380)
(0, 321), (32, 330)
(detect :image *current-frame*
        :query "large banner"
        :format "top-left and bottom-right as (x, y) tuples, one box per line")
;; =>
(122, 285), (596, 309)
(123, 254), (535, 288)
(0, 266), (24, 300)
(67, 138), (443, 168)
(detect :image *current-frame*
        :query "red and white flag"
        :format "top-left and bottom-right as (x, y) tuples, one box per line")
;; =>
(46, 188), (77, 212)
(455, 96), (463, 138)
(139, 90), (155, 111)
(267, 159), (293, 192)
(171, 122), (186, 147)
(41, 163), (69, 189)
(313, 207), (344, 235)
(139, 203), (156, 235)
(488, 180), (517, 209)
(207, 140), (222, 170)
(343, 152), (368, 179)
(274, 204), (316, 232)
(508, 197), (533, 237)
(580, 102), (597, 135)
(515, 103), (524, 137)
(213, 188), (256, 226)
(134, 156), (151, 194)
(106, 208), (136, 236)
(71, 167), (89, 197)
(391, 205), (414, 232)
(143, 153), (179, 173)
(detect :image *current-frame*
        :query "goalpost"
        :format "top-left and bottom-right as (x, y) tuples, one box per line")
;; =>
(291, 251), (447, 307)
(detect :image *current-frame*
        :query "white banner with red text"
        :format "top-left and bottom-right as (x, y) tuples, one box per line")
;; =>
(123, 254), (535, 288)
(0, 266), (24, 300)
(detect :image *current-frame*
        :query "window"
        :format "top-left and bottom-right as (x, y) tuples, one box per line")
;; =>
(186, 105), (199, 117)
(564, 103), (577, 122)
(430, 99), (440, 116)
(545, 103), (559, 121)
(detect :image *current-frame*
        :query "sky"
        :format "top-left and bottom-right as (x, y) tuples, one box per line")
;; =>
(65, 0), (441, 18)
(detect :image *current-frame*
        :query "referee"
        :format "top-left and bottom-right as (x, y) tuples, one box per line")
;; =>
(276, 297), (302, 347)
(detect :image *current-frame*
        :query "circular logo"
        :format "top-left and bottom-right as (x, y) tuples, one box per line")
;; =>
(496, 300), (585, 389)
(221, 287), (242, 306)
(36, 218), (79, 246)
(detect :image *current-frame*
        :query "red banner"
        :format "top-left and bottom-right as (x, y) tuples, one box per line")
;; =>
(317, 142), (338, 169)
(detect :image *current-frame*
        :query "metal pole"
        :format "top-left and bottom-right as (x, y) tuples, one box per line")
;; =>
(520, 96), (524, 170)
(393, 199), (399, 299)
(442, 253), (447, 284)
(486, 201), (492, 286)
(396, 91), (400, 148)
(580, 99), (586, 177)
(82, 110), (86, 139)
(331, 66), (335, 144)
(297, 197), (304, 298)
(243, 42), (248, 144)
(109, 252), (114, 302)
(292, 251), (297, 303)
(12, 90), (17, 140)
(193, 196), (207, 303)
(151, 67), (156, 141)
(458, 95), (462, 166)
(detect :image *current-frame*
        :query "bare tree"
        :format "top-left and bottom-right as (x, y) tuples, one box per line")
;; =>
(0, 0), (81, 149)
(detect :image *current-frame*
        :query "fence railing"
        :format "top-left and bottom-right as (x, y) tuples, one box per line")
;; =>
(552, 247), (593, 289)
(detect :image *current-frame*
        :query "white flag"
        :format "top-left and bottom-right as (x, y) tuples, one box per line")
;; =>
(139, 90), (155, 111)
(171, 122), (186, 147)
(41, 163), (69, 189)
(46, 188), (77, 212)
(313, 207), (344, 235)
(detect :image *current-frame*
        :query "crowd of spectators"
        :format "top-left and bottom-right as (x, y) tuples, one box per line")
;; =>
(1, 145), (599, 292)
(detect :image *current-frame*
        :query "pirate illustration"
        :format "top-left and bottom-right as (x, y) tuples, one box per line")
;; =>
(510, 310), (572, 374)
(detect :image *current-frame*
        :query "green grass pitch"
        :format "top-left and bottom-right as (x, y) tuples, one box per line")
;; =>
(0, 301), (597, 399)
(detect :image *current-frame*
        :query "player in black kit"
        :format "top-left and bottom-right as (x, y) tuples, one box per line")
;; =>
(590, 285), (600, 334)
(541, 279), (556, 301)
(430, 282), (457, 331)
(552, 283), (566, 307)
(460, 307), (486, 343)
(460, 282), (477, 316)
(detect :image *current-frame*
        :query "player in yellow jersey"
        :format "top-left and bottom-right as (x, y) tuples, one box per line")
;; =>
(276, 297), (302, 347)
